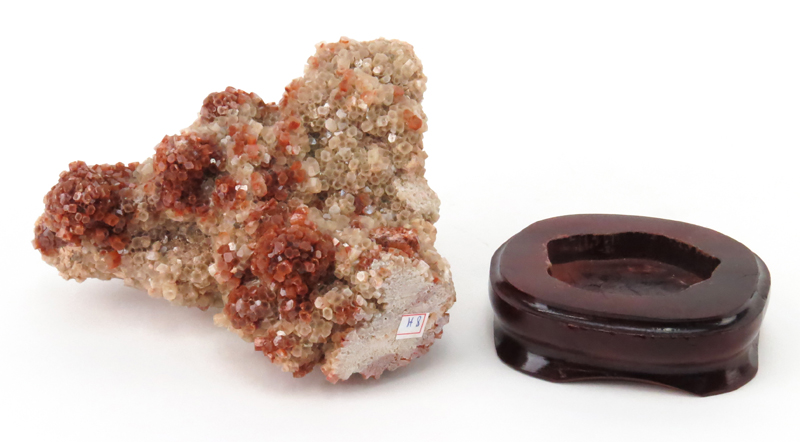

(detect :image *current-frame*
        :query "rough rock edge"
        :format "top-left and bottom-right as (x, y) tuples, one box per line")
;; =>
(322, 256), (455, 381)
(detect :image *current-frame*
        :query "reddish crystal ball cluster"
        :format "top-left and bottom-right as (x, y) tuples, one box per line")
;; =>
(35, 161), (138, 257)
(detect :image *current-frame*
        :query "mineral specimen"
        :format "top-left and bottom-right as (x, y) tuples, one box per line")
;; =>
(33, 37), (455, 381)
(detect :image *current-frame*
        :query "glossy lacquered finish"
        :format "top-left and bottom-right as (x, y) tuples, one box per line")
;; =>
(490, 214), (770, 396)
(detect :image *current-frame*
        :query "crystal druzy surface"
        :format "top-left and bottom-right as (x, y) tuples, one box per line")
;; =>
(33, 38), (456, 381)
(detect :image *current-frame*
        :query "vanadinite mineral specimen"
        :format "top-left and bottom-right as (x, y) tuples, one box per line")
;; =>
(33, 38), (455, 381)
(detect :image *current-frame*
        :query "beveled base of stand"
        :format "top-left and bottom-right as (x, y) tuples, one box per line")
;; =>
(489, 215), (770, 397)
(494, 321), (760, 396)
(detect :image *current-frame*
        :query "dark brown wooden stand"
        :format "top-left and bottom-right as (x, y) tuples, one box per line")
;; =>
(490, 214), (770, 396)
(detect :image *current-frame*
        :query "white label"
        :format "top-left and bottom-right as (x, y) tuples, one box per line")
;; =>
(395, 313), (429, 340)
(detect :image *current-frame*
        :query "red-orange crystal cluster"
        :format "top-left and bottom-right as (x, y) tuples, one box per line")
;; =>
(35, 161), (138, 257)
(249, 207), (336, 314)
(33, 38), (455, 382)
(150, 134), (221, 214)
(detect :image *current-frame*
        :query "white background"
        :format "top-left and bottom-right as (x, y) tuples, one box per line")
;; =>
(2, 1), (798, 440)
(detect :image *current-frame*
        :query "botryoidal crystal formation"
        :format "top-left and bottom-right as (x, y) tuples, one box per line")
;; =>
(33, 38), (455, 381)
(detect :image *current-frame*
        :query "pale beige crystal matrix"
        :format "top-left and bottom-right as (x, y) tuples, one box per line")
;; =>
(33, 37), (456, 381)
